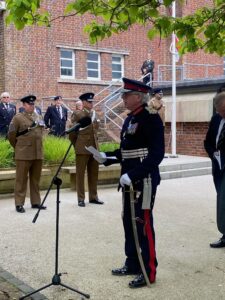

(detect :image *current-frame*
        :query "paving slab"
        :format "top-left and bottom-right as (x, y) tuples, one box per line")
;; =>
(0, 174), (224, 300)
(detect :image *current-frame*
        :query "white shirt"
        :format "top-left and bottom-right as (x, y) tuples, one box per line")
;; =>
(214, 118), (225, 170)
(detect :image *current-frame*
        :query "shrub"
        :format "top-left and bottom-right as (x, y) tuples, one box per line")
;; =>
(99, 142), (119, 152)
(0, 138), (15, 168)
(0, 136), (119, 168)
(43, 136), (75, 165)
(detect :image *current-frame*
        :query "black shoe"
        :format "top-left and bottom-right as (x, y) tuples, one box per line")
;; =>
(129, 274), (147, 288)
(89, 199), (104, 205)
(31, 204), (47, 210)
(210, 238), (225, 248)
(16, 205), (25, 213)
(112, 266), (139, 276)
(78, 200), (85, 207)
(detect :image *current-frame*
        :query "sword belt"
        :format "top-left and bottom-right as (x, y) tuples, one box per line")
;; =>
(121, 148), (148, 159)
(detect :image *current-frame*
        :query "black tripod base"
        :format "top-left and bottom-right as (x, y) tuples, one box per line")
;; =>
(19, 274), (90, 299)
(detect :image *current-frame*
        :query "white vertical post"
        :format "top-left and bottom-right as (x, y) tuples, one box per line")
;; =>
(171, 1), (177, 157)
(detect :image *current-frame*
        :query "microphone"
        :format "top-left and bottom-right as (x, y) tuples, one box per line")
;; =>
(65, 116), (92, 134)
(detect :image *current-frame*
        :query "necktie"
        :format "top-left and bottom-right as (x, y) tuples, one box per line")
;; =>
(57, 107), (62, 119)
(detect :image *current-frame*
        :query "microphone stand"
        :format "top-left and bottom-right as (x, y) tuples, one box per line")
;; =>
(20, 131), (90, 300)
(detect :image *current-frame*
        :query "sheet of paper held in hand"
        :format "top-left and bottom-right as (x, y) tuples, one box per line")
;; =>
(85, 146), (117, 161)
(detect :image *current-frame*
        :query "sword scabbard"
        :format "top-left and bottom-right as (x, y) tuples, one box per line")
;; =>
(129, 185), (151, 287)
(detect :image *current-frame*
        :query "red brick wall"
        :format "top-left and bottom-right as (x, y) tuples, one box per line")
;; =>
(1, 0), (224, 157)
(2, 0), (223, 100)
(165, 122), (209, 157)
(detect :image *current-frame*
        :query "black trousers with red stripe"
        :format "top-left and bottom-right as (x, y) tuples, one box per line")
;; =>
(122, 186), (158, 283)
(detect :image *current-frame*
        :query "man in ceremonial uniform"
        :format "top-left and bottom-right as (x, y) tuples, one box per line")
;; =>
(44, 95), (68, 137)
(0, 92), (16, 137)
(97, 78), (164, 288)
(8, 95), (46, 213)
(69, 92), (103, 207)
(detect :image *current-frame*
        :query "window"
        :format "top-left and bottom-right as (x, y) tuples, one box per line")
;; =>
(112, 55), (123, 80)
(87, 52), (100, 80)
(60, 49), (74, 78)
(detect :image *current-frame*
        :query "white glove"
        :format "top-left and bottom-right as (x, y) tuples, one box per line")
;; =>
(93, 152), (107, 164)
(120, 173), (131, 187)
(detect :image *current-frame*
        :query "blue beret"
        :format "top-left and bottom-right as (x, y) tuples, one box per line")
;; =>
(152, 88), (163, 95)
(54, 96), (62, 101)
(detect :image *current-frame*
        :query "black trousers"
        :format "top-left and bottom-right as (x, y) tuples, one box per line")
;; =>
(122, 186), (158, 283)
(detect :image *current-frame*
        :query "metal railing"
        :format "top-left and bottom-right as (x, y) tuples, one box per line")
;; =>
(95, 74), (152, 130)
(158, 63), (224, 82)
(37, 62), (224, 140)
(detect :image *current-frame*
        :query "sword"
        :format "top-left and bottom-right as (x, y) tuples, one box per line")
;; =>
(128, 185), (151, 287)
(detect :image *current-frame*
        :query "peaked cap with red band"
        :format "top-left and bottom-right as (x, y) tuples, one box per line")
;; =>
(120, 77), (152, 94)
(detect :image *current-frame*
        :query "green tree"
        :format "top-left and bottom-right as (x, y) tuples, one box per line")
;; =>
(4, 0), (225, 56)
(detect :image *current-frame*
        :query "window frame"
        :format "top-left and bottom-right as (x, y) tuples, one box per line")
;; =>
(112, 54), (124, 81)
(87, 51), (101, 80)
(60, 49), (75, 79)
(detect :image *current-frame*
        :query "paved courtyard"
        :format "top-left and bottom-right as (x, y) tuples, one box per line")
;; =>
(0, 175), (225, 300)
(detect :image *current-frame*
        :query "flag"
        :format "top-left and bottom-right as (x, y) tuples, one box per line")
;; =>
(169, 34), (180, 63)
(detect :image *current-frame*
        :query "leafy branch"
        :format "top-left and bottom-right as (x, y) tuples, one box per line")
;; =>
(4, 0), (225, 56)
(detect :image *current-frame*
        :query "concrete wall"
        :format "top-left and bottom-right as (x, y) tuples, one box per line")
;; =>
(165, 92), (214, 123)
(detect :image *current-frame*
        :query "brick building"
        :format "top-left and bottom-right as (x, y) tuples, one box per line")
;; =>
(0, 0), (224, 156)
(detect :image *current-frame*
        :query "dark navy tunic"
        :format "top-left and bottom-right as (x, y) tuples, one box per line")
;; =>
(105, 104), (164, 282)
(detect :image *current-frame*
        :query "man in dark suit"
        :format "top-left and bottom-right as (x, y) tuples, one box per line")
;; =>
(0, 92), (16, 137)
(96, 78), (164, 288)
(204, 91), (225, 248)
(44, 95), (68, 136)
(141, 52), (155, 86)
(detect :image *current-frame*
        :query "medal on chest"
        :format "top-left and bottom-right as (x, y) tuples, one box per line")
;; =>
(126, 121), (138, 135)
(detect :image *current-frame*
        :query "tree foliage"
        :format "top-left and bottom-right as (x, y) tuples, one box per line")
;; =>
(4, 0), (225, 56)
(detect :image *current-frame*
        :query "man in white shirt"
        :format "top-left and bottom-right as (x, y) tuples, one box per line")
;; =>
(44, 95), (68, 137)
(0, 92), (16, 137)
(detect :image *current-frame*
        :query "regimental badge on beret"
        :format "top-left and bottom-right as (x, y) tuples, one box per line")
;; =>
(79, 92), (95, 102)
(20, 95), (36, 104)
(121, 77), (152, 94)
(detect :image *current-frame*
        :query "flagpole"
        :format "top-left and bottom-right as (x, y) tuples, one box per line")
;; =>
(171, 0), (177, 157)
